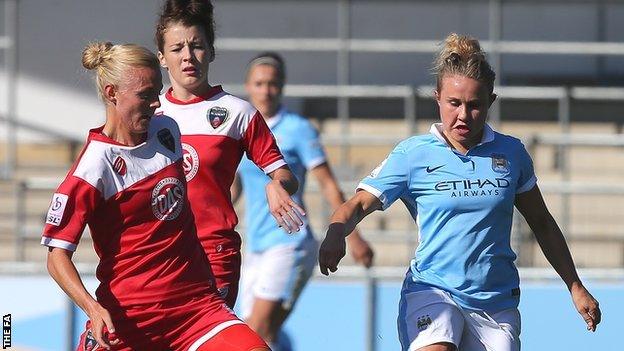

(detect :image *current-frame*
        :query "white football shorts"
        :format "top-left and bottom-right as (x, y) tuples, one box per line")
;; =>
(398, 287), (521, 351)
(240, 238), (318, 319)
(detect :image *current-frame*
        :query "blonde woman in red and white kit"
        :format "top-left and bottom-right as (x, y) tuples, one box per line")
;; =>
(42, 42), (269, 350)
(155, 0), (304, 308)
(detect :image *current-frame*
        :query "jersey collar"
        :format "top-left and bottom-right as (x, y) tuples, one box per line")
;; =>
(429, 123), (495, 149)
(164, 85), (224, 105)
(88, 126), (147, 148)
(265, 106), (286, 129)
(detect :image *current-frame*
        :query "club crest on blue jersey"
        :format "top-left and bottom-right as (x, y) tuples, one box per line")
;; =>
(416, 314), (432, 331)
(491, 153), (509, 173)
(208, 106), (228, 128)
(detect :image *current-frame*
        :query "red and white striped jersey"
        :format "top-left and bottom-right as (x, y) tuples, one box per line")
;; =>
(41, 116), (216, 309)
(157, 86), (285, 254)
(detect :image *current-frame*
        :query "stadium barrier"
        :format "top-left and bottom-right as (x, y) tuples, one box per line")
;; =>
(11, 163), (624, 267)
(1, 262), (622, 351)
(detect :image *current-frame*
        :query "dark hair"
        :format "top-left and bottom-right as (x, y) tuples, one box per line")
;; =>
(245, 51), (286, 86)
(433, 33), (496, 94)
(155, 0), (215, 57)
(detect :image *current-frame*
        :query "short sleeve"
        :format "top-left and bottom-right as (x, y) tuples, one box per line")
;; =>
(41, 176), (102, 251)
(357, 144), (410, 210)
(295, 120), (327, 170)
(242, 111), (286, 174)
(516, 142), (537, 194)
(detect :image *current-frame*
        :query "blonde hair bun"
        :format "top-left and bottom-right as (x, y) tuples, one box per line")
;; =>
(433, 33), (495, 93)
(81, 42), (114, 70)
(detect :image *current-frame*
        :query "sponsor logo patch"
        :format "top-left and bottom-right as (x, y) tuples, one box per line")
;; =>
(207, 106), (228, 128)
(426, 164), (444, 173)
(492, 153), (509, 173)
(112, 156), (127, 176)
(181, 143), (200, 182)
(46, 193), (69, 226)
(434, 178), (510, 198)
(151, 177), (185, 221)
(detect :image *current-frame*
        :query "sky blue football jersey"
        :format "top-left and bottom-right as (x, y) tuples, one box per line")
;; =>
(238, 108), (326, 252)
(359, 123), (537, 312)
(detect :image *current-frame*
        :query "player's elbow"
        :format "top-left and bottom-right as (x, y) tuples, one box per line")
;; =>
(46, 247), (68, 279)
(46, 249), (58, 277)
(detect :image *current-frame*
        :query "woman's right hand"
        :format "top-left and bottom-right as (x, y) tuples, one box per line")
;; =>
(86, 301), (120, 349)
(570, 282), (601, 332)
(319, 223), (348, 275)
(265, 179), (305, 234)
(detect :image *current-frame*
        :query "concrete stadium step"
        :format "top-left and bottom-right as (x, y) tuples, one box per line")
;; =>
(14, 142), (80, 168)
(320, 119), (620, 137)
(526, 241), (624, 268)
(0, 174), (66, 263)
(320, 119), (624, 183)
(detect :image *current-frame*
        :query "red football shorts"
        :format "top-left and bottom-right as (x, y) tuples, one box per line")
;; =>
(208, 248), (242, 308)
(75, 292), (262, 350)
(194, 322), (268, 351)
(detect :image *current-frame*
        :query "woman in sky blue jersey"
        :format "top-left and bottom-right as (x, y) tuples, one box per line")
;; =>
(233, 52), (374, 349)
(318, 33), (601, 351)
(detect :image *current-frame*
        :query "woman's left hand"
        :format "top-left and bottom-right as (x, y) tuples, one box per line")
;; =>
(319, 223), (348, 276)
(266, 179), (305, 234)
(570, 282), (601, 332)
(347, 233), (374, 268)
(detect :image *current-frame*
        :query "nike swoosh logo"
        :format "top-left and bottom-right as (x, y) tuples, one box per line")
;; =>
(426, 165), (444, 173)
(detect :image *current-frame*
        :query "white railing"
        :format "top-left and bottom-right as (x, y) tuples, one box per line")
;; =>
(218, 38), (624, 56)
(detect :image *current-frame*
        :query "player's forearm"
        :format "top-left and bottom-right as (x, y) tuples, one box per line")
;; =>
(329, 199), (369, 239)
(47, 249), (100, 315)
(231, 174), (242, 204)
(321, 182), (363, 237)
(531, 214), (581, 290)
(270, 167), (299, 195)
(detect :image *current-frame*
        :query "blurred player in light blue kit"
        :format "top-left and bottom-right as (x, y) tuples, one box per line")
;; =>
(319, 34), (601, 351)
(233, 52), (374, 349)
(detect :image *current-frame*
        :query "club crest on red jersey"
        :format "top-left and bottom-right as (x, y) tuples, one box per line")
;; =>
(113, 156), (127, 176)
(207, 106), (228, 128)
(157, 128), (176, 153)
(151, 177), (185, 221)
(83, 329), (99, 351)
(182, 143), (200, 181)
